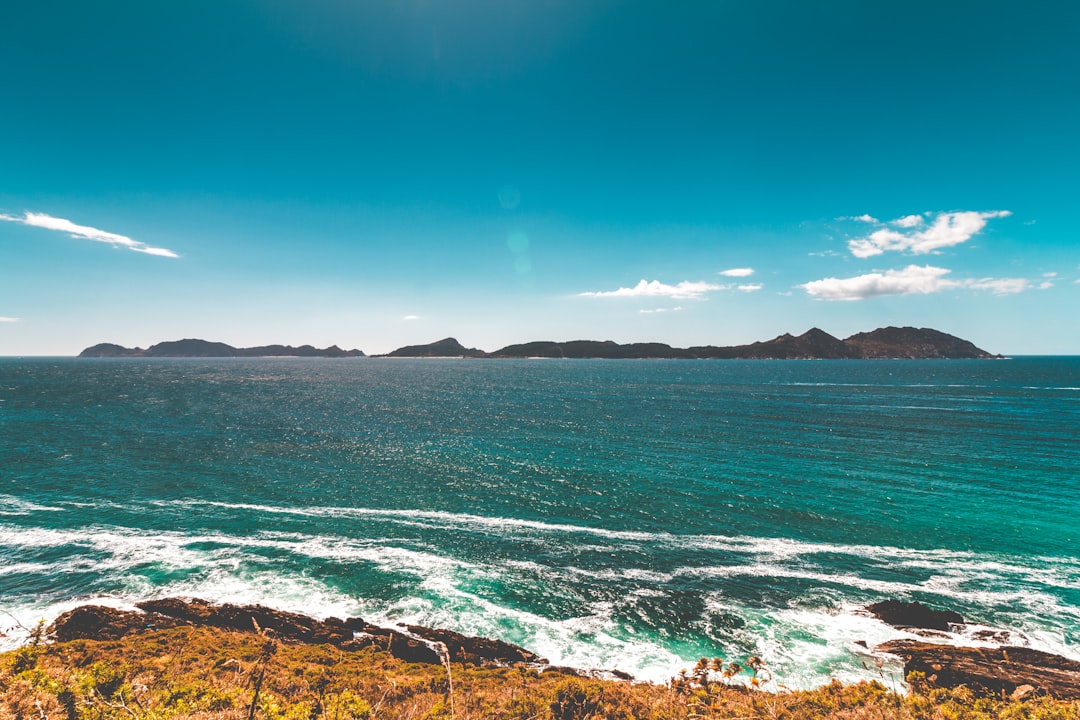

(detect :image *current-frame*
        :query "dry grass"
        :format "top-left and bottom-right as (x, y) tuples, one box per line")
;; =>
(2, 626), (1078, 720)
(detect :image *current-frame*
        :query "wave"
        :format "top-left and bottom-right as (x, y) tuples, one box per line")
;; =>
(0, 495), (65, 516)
(3, 501), (1078, 685)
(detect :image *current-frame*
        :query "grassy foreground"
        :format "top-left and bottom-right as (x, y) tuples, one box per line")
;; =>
(2, 626), (1078, 720)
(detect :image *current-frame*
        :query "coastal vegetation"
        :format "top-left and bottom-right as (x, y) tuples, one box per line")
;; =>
(4, 624), (1080, 720)
(3, 600), (1079, 720)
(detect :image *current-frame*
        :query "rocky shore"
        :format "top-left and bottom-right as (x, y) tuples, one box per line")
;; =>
(49, 598), (542, 669)
(865, 600), (1080, 699)
(43, 597), (1080, 699)
(3, 597), (1076, 720)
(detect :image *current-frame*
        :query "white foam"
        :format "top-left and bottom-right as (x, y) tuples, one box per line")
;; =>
(0, 495), (65, 515)
(4, 505), (1079, 688)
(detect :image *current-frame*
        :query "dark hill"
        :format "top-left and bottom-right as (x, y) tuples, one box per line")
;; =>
(79, 340), (364, 358)
(844, 326), (997, 359)
(691, 328), (860, 359)
(81, 327), (994, 360)
(482, 327), (991, 359)
(489, 340), (683, 359)
(144, 339), (239, 357)
(79, 343), (145, 358)
(238, 344), (362, 358)
(381, 337), (486, 358)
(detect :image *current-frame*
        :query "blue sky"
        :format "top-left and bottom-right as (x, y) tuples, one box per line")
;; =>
(1, 0), (1077, 355)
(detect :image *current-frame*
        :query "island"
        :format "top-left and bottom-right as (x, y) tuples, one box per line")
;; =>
(378, 327), (998, 359)
(79, 339), (365, 358)
(78, 327), (998, 360)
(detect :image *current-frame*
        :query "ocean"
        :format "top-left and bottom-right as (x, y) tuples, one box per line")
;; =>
(1, 357), (1077, 687)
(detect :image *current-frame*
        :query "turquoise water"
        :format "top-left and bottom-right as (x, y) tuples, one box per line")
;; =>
(1, 357), (1078, 686)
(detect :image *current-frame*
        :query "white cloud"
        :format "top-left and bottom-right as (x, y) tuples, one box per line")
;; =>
(718, 267), (755, 277)
(579, 279), (725, 299)
(402, 315), (420, 321)
(891, 214), (925, 228)
(801, 265), (956, 301)
(848, 210), (1010, 258)
(639, 306), (683, 314)
(0, 211), (179, 258)
(801, 264), (1032, 301)
(852, 214), (879, 223)
(1043, 272), (1058, 278)
(1038, 281), (1054, 290)
(737, 283), (763, 292)
(0, 316), (19, 323)
(799, 264), (1032, 302)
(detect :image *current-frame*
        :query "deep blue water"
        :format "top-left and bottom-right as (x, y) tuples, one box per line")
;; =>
(1, 357), (1078, 686)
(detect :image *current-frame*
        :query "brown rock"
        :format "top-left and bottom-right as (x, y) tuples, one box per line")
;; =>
(405, 624), (544, 665)
(136, 598), (354, 645)
(50, 606), (187, 641)
(50, 598), (547, 671)
(877, 640), (1080, 699)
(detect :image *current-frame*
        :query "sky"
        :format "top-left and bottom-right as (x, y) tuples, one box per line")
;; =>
(1, 0), (1078, 355)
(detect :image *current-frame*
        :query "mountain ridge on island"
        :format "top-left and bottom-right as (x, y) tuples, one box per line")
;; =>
(378, 327), (998, 359)
(79, 327), (998, 360)
(79, 338), (365, 358)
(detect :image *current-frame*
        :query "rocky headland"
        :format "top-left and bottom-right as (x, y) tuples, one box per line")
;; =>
(39, 597), (1080, 699)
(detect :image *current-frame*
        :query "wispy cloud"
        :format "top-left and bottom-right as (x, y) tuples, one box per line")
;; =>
(891, 214), (925, 228)
(0, 211), (179, 258)
(847, 210), (1011, 258)
(718, 267), (755, 277)
(966, 277), (1030, 294)
(402, 315), (420, 321)
(737, 283), (763, 292)
(801, 264), (1030, 301)
(639, 306), (683, 314)
(0, 316), (19, 323)
(579, 279), (725, 299)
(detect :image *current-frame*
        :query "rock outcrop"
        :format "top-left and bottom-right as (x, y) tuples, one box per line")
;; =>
(867, 600), (965, 632)
(48, 598), (542, 668)
(877, 640), (1080, 699)
(864, 600), (1080, 698)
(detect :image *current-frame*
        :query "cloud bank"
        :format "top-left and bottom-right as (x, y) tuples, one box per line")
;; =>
(0, 316), (19, 323)
(847, 210), (1011, 258)
(580, 279), (725, 300)
(0, 211), (179, 258)
(801, 264), (1030, 301)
